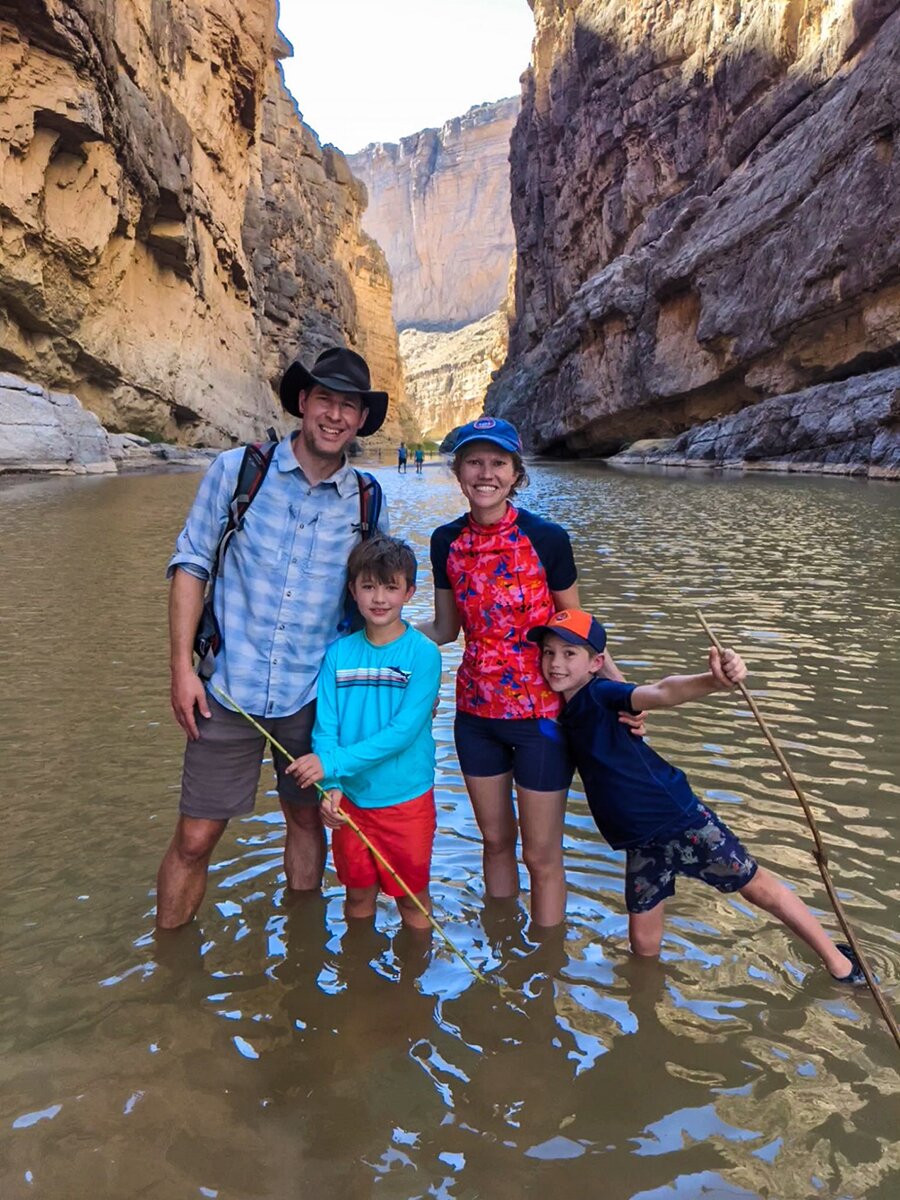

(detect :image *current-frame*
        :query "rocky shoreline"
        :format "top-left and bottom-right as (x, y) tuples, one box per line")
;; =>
(0, 372), (217, 477)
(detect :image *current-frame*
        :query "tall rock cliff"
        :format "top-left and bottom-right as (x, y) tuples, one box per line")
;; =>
(348, 99), (519, 331)
(488, 0), (900, 476)
(0, 0), (406, 449)
(348, 98), (518, 439)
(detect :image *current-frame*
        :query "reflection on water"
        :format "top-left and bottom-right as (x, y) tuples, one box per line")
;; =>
(1, 463), (898, 1199)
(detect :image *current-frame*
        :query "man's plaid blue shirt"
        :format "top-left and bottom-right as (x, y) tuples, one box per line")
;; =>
(168, 435), (388, 718)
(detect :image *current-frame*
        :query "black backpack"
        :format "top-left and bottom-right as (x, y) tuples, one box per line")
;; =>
(193, 435), (384, 679)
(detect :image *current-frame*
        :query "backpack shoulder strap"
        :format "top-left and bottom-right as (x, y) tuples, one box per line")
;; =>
(211, 439), (278, 578)
(353, 469), (383, 539)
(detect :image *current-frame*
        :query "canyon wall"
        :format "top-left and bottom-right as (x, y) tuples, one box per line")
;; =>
(348, 99), (518, 331)
(487, 0), (900, 476)
(0, 0), (406, 451)
(349, 98), (518, 440)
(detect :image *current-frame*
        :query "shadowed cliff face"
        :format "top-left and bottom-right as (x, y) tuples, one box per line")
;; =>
(0, 0), (406, 447)
(488, 0), (900, 474)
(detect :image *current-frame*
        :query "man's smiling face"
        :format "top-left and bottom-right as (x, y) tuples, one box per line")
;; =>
(299, 385), (368, 459)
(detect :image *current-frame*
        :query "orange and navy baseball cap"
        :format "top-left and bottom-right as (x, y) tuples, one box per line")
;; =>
(527, 609), (607, 653)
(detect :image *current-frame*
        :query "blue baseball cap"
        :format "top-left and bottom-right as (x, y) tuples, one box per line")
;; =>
(449, 416), (523, 456)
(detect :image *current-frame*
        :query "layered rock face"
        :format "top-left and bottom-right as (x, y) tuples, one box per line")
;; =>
(349, 99), (518, 439)
(349, 99), (518, 331)
(399, 311), (509, 441)
(0, 0), (406, 451)
(488, 0), (900, 476)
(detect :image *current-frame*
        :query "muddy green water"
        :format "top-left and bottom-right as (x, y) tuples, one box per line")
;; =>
(1, 462), (898, 1200)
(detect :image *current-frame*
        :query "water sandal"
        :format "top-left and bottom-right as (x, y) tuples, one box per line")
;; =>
(831, 942), (870, 985)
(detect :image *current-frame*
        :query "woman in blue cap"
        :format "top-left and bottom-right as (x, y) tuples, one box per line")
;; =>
(419, 417), (631, 926)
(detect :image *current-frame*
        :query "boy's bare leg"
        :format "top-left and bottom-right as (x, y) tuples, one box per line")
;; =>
(156, 816), (227, 929)
(280, 800), (326, 891)
(629, 904), (666, 956)
(345, 885), (379, 921)
(739, 867), (853, 977)
(463, 772), (519, 899)
(397, 890), (432, 931)
(518, 786), (568, 927)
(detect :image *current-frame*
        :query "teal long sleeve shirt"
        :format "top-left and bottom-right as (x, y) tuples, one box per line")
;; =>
(312, 624), (442, 808)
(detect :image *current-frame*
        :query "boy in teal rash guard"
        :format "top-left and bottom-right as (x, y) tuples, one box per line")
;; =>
(287, 537), (442, 928)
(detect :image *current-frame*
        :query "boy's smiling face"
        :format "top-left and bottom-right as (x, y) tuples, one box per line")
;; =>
(540, 632), (604, 700)
(350, 571), (415, 637)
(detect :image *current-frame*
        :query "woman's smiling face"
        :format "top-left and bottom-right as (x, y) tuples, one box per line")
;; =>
(456, 441), (519, 523)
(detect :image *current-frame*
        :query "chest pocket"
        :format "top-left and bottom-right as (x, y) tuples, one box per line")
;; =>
(302, 501), (360, 579)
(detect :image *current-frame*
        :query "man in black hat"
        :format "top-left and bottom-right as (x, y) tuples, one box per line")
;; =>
(156, 347), (390, 929)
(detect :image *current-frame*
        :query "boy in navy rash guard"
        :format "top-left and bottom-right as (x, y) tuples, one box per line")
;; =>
(287, 537), (442, 929)
(527, 610), (864, 983)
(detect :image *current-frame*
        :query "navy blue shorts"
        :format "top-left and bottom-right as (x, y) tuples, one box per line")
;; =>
(454, 711), (574, 792)
(625, 804), (758, 914)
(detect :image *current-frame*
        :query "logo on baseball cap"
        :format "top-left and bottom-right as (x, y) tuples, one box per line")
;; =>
(449, 416), (523, 456)
(527, 609), (607, 653)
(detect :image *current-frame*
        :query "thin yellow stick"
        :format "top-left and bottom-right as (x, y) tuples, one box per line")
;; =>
(210, 684), (503, 993)
(696, 612), (900, 1053)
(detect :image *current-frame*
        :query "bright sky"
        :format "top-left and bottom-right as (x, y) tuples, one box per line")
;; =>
(278, 0), (534, 154)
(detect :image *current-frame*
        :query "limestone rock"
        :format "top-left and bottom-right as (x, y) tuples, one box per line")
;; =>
(399, 311), (509, 441)
(488, 0), (900, 474)
(0, 371), (114, 473)
(348, 99), (519, 330)
(0, 0), (406, 450)
(611, 368), (900, 480)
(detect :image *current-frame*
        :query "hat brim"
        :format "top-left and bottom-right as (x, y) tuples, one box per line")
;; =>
(449, 431), (521, 456)
(279, 361), (389, 437)
(526, 625), (595, 648)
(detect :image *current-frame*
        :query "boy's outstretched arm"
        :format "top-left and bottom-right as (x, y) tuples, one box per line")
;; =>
(631, 647), (746, 711)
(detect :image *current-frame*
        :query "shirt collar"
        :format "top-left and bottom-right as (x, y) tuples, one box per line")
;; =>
(274, 434), (358, 497)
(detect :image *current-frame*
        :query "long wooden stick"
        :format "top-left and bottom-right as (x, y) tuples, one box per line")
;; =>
(210, 685), (502, 993)
(696, 612), (900, 1052)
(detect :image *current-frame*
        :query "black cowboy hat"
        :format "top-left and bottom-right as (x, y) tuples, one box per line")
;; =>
(279, 346), (389, 438)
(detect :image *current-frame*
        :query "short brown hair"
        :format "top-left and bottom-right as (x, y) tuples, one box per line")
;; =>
(450, 444), (529, 499)
(347, 535), (417, 588)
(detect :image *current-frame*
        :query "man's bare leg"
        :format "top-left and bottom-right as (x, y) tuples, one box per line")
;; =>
(281, 801), (326, 891)
(628, 904), (666, 956)
(156, 816), (227, 929)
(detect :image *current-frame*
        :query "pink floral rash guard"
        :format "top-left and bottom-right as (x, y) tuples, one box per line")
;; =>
(430, 505), (578, 720)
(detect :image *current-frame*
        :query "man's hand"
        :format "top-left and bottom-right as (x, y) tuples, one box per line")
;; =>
(171, 667), (211, 740)
(709, 646), (747, 689)
(319, 789), (346, 830)
(286, 753), (325, 788)
(618, 710), (647, 737)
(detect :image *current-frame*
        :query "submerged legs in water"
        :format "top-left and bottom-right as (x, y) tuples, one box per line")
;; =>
(463, 771), (568, 927)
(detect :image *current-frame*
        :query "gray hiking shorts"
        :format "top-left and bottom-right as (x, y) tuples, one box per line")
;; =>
(179, 694), (318, 820)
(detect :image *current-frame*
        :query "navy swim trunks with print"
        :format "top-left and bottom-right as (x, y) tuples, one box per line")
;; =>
(625, 803), (758, 914)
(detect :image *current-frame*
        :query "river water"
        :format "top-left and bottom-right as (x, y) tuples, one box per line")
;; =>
(1, 461), (898, 1200)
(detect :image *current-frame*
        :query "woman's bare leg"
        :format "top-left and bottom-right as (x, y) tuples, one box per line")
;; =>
(463, 772), (519, 899)
(517, 786), (568, 927)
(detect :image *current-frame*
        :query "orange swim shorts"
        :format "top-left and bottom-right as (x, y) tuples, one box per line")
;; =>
(331, 789), (436, 897)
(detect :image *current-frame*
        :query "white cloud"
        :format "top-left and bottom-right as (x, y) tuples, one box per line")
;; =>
(278, 0), (533, 153)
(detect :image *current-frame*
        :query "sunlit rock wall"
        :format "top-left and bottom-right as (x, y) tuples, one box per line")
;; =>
(0, 0), (406, 449)
(348, 99), (518, 331)
(488, 0), (900, 475)
(399, 311), (509, 442)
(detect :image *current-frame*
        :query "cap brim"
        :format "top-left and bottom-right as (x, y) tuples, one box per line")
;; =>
(449, 431), (521, 455)
(526, 625), (594, 648)
(279, 361), (389, 436)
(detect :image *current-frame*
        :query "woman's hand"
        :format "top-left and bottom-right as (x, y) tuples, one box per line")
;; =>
(319, 789), (346, 829)
(618, 710), (647, 737)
